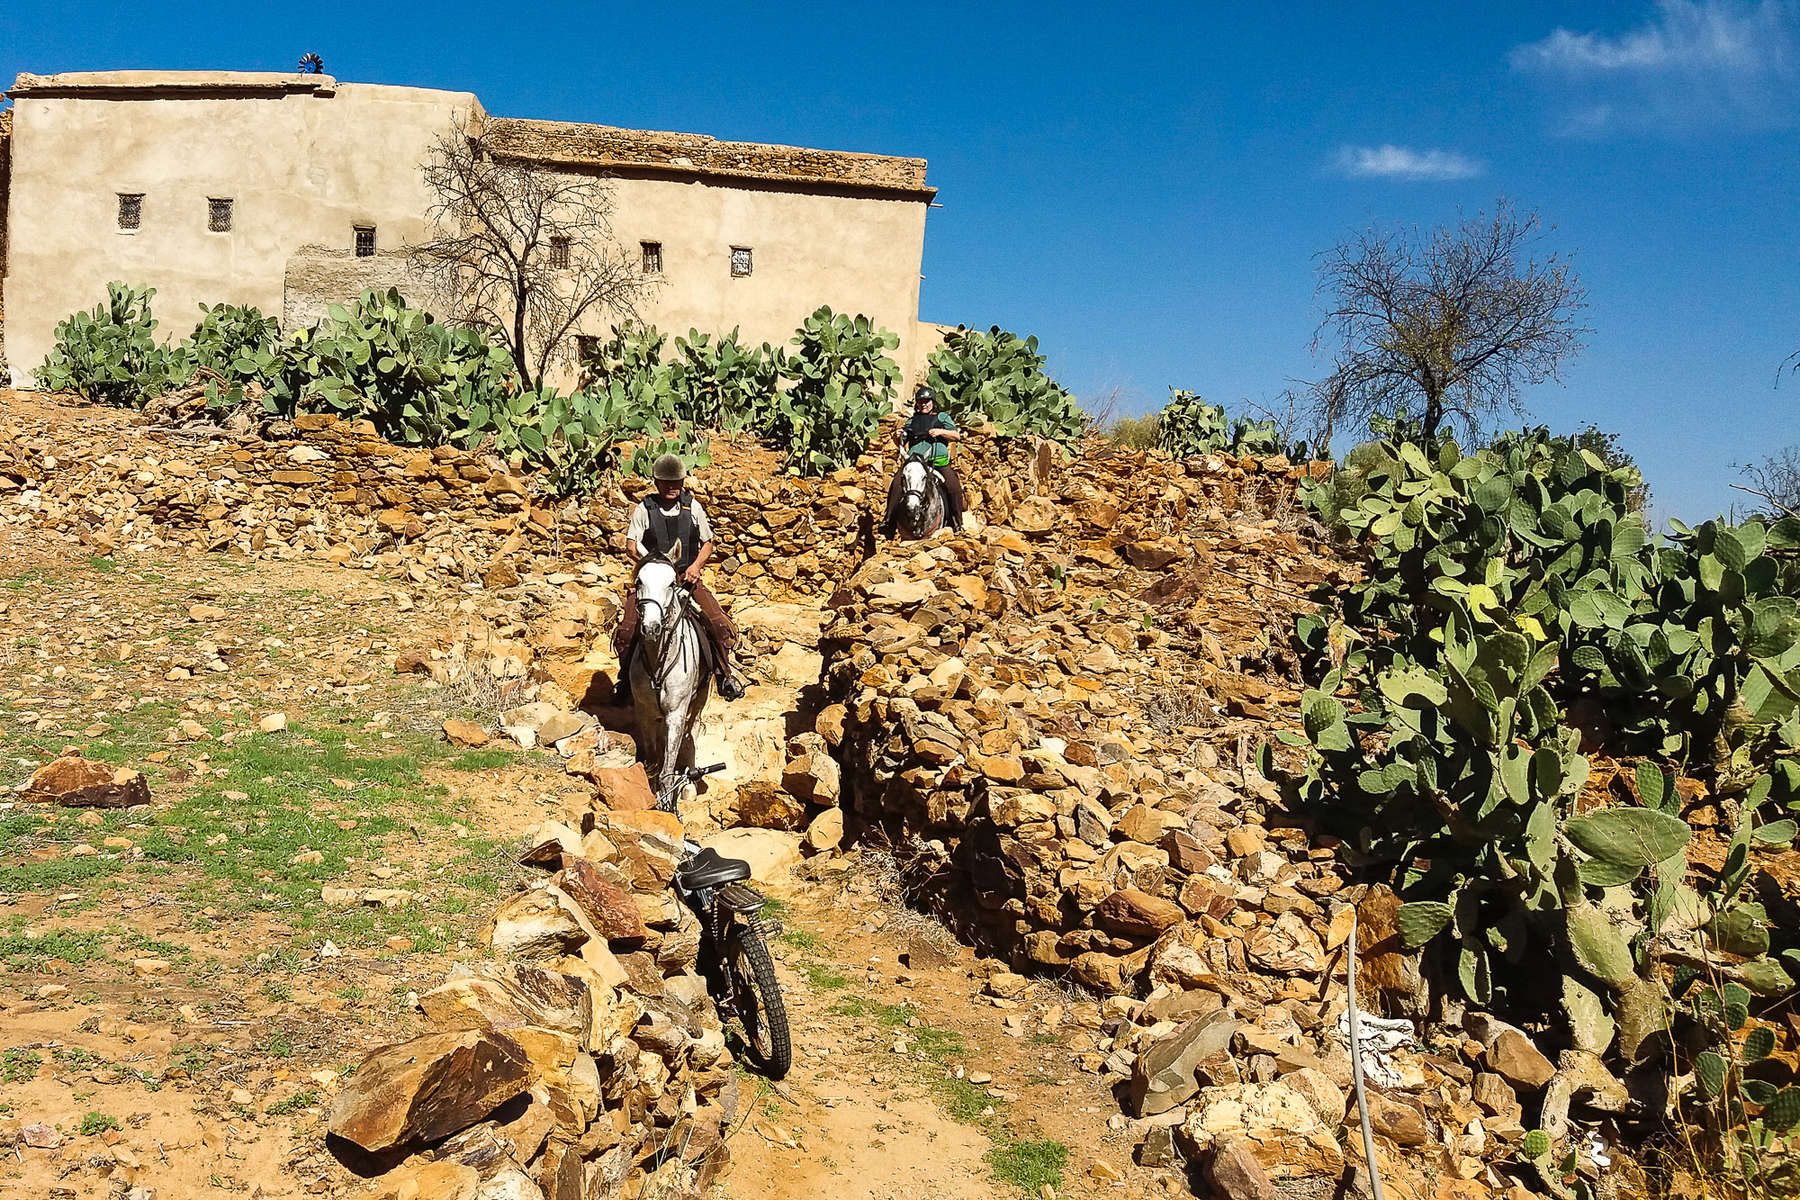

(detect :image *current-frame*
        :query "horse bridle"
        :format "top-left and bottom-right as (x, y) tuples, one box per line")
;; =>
(901, 457), (934, 509)
(637, 577), (696, 705)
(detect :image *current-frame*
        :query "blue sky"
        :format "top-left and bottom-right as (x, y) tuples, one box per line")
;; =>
(2, 0), (1796, 522)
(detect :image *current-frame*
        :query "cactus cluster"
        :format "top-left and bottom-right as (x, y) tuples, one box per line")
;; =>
(36, 283), (191, 406)
(576, 308), (901, 479)
(1153, 389), (1302, 460)
(924, 326), (1086, 446)
(1283, 421), (1800, 1181)
(39, 286), (911, 492)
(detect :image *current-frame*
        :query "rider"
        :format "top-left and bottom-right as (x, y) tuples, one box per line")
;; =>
(880, 383), (965, 536)
(612, 453), (747, 702)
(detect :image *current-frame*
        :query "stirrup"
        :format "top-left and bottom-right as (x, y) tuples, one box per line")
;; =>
(716, 671), (747, 701)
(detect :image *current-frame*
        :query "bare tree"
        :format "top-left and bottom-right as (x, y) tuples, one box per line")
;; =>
(1736, 447), (1800, 520)
(409, 117), (647, 391)
(1308, 199), (1589, 445)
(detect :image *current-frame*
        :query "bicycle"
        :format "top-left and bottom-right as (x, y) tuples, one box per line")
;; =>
(659, 763), (792, 1080)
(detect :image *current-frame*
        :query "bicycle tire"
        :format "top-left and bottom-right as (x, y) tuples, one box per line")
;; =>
(725, 914), (791, 1080)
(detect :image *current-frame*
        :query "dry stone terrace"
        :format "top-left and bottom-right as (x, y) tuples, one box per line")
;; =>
(0, 385), (1613, 1199)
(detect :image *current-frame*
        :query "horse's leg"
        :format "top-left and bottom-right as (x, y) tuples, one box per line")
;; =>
(667, 624), (708, 803)
(630, 653), (672, 806)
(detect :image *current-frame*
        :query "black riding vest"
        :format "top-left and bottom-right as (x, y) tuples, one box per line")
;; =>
(640, 493), (700, 573)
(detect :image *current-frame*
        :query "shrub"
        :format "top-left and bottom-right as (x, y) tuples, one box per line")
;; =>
(176, 302), (284, 412)
(1157, 388), (1305, 459)
(270, 289), (517, 446)
(771, 307), (900, 476)
(926, 325), (1084, 445)
(1103, 414), (1160, 450)
(669, 327), (782, 435)
(1282, 421), (1800, 1177)
(36, 283), (186, 406)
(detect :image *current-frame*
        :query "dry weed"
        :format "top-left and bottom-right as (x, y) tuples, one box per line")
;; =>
(432, 645), (511, 727)
(1144, 687), (1213, 735)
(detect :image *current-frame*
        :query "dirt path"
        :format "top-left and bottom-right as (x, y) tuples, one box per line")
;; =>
(718, 857), (1181, 1200)
(0, 514), (1174, 1200)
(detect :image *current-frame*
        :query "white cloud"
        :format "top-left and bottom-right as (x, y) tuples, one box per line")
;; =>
(1332, 144), (1484, 182)
(1511, 0), (1799, 133)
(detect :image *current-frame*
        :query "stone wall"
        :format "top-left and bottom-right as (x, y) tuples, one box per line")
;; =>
(809, 445), (1346, 995)
(281, 247), (449, 332)
(482, 117), (932, 196)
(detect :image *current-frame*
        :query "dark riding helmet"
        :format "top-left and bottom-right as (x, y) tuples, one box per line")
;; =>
(913, 384), (937, 408)
(651, 453), (686, 483)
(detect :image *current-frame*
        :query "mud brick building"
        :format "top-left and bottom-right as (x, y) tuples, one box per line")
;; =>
(0, 71), (936, 387)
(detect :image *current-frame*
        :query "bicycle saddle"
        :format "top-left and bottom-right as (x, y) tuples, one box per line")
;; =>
(678, 846), (751, 890)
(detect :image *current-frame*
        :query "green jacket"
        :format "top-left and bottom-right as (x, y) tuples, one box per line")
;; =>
(905, 411), (955, 466)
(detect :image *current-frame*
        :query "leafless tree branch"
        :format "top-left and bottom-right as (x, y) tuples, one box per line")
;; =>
(1305, 198), (1590, 448)
(407, 115), (652, 392)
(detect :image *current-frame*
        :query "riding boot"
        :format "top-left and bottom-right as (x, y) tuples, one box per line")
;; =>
(612, 638), (637, 705)
(715, 655), (747, 701)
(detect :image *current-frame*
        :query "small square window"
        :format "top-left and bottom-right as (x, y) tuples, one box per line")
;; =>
(208, 198), (234, 233)
(354, 226), (376, 258)
(641, 241), (663, 274)
(117, 193), (143, 231)
(729, 246), (753, 277)
(549, 236), (571, 269)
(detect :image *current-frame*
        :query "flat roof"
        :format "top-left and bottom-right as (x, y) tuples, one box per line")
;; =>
(10, 70), (341, 97)
(481, 116), (933, 200)
(4, 71), (932, 199)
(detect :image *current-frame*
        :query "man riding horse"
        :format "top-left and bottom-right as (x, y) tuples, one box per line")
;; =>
(880, 384), (966, 537)
(612, 454), (747, 702)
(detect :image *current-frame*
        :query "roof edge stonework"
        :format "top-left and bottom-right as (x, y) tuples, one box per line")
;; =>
(480, 116), (933, 200)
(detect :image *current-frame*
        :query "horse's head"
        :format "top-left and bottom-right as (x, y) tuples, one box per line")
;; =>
(900, 457), (932, 520)
(635, 560), (681, 646)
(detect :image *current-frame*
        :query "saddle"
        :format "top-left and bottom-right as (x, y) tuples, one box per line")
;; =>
(677, 845), (751, 891)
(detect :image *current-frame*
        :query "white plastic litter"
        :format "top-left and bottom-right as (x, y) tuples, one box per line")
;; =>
(1336, 1009), (1417, 1089)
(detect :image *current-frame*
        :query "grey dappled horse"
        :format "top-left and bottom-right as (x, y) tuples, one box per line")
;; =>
(628, 561), (711, 811)
(895, 456), (948, 540)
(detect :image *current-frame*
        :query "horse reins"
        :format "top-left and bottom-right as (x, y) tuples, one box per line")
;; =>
(636, 587), (700, 712)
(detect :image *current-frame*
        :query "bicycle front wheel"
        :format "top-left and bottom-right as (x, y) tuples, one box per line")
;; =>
(725, 914), (791, 1080)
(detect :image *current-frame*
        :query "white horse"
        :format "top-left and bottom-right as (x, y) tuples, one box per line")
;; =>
(628, 560), (711, 811)
(895, 456), (948, 540)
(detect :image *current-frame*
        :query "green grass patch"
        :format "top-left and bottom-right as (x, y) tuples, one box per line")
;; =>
(0, 927), (109, 969)
(262, 1031), (294, 1058)
(933, 1076), (996, 1123)
(912, 1026), (967, 1062)
(778, 926), (821, 951)
(85, 556), (118, 574)
(829, 995), (916, 1028)
(803, 963), (850, 990)
(79, 1111), (122, 1136)
(265, 1088), (320, 1116)
(1, 1048), (43, 1084)
(986, 1139), (1068, 1194)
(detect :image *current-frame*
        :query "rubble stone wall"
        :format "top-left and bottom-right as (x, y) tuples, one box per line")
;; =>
(0, 395), (1315, 610)
(812, 444), (1347, 1000)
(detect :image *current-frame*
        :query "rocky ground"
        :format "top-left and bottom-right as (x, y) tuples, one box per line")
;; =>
(0, 386), (1631, 1200)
